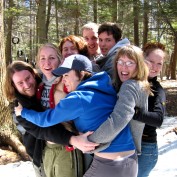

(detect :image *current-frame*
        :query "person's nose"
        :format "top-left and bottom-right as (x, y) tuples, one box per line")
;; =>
(67, 49), (73, 54)
(62, 77), (66, 84)
(152, 63), (158, 71)
(121, 64), (129, 69)
(23, 81), (30, 88)
(100, 41), (106, 47)
(45, 58), (51, 66)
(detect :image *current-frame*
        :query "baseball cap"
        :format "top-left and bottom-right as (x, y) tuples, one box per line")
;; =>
(52, 54), (93, 77)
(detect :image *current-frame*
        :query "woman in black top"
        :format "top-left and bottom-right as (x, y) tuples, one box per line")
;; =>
(134, 42), (166, 177)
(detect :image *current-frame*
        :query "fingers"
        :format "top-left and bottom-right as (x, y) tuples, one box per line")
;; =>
(82, 146), (96, 153)
(83, 131), (94, 137)
(84, 141), (99, 147)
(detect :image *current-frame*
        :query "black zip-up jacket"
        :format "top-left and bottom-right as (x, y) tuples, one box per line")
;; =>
(15, 78), (74, 167)
(133, 77), (166, 142)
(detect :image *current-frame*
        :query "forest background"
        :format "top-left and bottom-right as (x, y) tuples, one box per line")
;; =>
(0, 0), (177, 164)
(4, 0), (177, 79)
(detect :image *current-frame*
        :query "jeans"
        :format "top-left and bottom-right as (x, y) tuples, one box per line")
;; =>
(137, 142), (158, 177)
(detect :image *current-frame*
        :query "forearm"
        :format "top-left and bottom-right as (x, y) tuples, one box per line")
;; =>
(17, 116), (74, 145)
(135, 111), (164, 127)
(88, 81), (139, 144)
(69, 132), (99, 152)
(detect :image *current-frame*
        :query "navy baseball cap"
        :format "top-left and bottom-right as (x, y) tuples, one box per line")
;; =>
(52, 54), (93, 77)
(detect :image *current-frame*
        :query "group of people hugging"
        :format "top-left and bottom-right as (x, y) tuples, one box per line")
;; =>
(4, 22), (166, 177)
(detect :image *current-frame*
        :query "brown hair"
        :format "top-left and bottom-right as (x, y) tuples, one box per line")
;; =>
(143, 42), (166, 59)
(98, 22), (122, 43)
(74, 70), (92, 81)
(3, 61), (39, 102)
(59, 35), (89, 57)
(113, 45), (151, 94)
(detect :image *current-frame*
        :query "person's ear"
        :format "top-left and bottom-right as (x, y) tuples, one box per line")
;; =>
(80, 71), (85, 80)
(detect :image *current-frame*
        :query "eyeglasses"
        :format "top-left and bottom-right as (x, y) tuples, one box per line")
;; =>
(117, 60), (136, 67)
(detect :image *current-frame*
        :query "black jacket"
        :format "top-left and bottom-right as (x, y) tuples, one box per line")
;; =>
(15, 80), (74, 167)
(134, 77), (166, 142)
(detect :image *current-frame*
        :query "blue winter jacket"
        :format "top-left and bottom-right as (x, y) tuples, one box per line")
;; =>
(21, 71), (135, 153)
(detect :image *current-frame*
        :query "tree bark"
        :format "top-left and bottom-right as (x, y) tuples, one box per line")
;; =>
(133, 0), (139, 46)
(0, 0), (29, 163)
(93, 0), (98, 23)
(170, 37), (177, 79)
(36, 0), (47, 45)
(5, 0), (14, 66)
(143, 0), (149, 46)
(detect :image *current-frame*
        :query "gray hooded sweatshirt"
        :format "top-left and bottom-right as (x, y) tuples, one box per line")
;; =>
(96, 38), (130, 79)
(88, 79), (149, 155)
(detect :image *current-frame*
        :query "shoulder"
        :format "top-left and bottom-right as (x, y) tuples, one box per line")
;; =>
(119, 80), (148, 100)
(152, 80), (165, 92)
(121, 79), (141, 90)
(151, 80), (166, 101)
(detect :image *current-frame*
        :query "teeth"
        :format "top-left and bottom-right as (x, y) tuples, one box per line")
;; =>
(89, 46), (95, 49)
(121, 72), (128, 75)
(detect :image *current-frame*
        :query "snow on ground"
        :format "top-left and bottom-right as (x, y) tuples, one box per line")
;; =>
(149, 116), (177, 177)
(0, 116), (177, 177)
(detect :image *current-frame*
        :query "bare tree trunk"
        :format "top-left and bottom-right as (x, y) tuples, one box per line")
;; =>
(133, 0), (139, 46)
(157, 0), (177, 80)
(93, 0), (98, 23)
(143, 0), (149, 46)
(74, 0), (80, 35)
(170, 37), (177, 79)
(111, 0), (118, 22)
(36, 0), (47, 45)
(0, 0), (29, 163)
(5, 0), (14, 66)
(55, 0), (59, 42)
(46, 0), (52, 40)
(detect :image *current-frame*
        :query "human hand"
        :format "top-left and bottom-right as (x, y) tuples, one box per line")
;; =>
(14, 102), (23, 116)
(69, 131), (99, 153)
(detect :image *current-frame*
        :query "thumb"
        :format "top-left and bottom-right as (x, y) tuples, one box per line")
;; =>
(83, 131), (94, 137)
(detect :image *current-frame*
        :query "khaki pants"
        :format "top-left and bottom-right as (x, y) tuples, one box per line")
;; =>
(43, 143), (83, 177)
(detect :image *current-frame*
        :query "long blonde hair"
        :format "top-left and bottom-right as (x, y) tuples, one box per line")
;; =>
(113, 45), (151, 94)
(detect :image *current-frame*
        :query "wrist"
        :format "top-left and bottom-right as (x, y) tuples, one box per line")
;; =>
(69, 135), (76, 146)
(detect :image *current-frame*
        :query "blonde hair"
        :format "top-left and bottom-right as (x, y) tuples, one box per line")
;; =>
(82, 22), (99, 33)
(36, 43), (62, 65)
(113, 45), (151, 94)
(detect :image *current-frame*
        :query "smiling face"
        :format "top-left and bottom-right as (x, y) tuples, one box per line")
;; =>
(117, 55), (137, 82)
(98, 32), (116, 56)
(82, 29), (99, 56)
(12, 70), (37, 97)
(61, 70), (81, 92)
(146, 49), (164, 78)
(38, 47), (60, 80)
(61, 40), (79, 59)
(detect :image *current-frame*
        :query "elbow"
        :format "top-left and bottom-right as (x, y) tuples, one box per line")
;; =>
(156, 113), (164, 127)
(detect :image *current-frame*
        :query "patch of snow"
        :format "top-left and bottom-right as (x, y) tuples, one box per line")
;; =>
(149, 116), (177, 177)
(0, 161), (35, 177)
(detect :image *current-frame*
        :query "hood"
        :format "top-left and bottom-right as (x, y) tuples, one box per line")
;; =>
(77, 71), (116, 96)
(107, 38), (130, 57)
